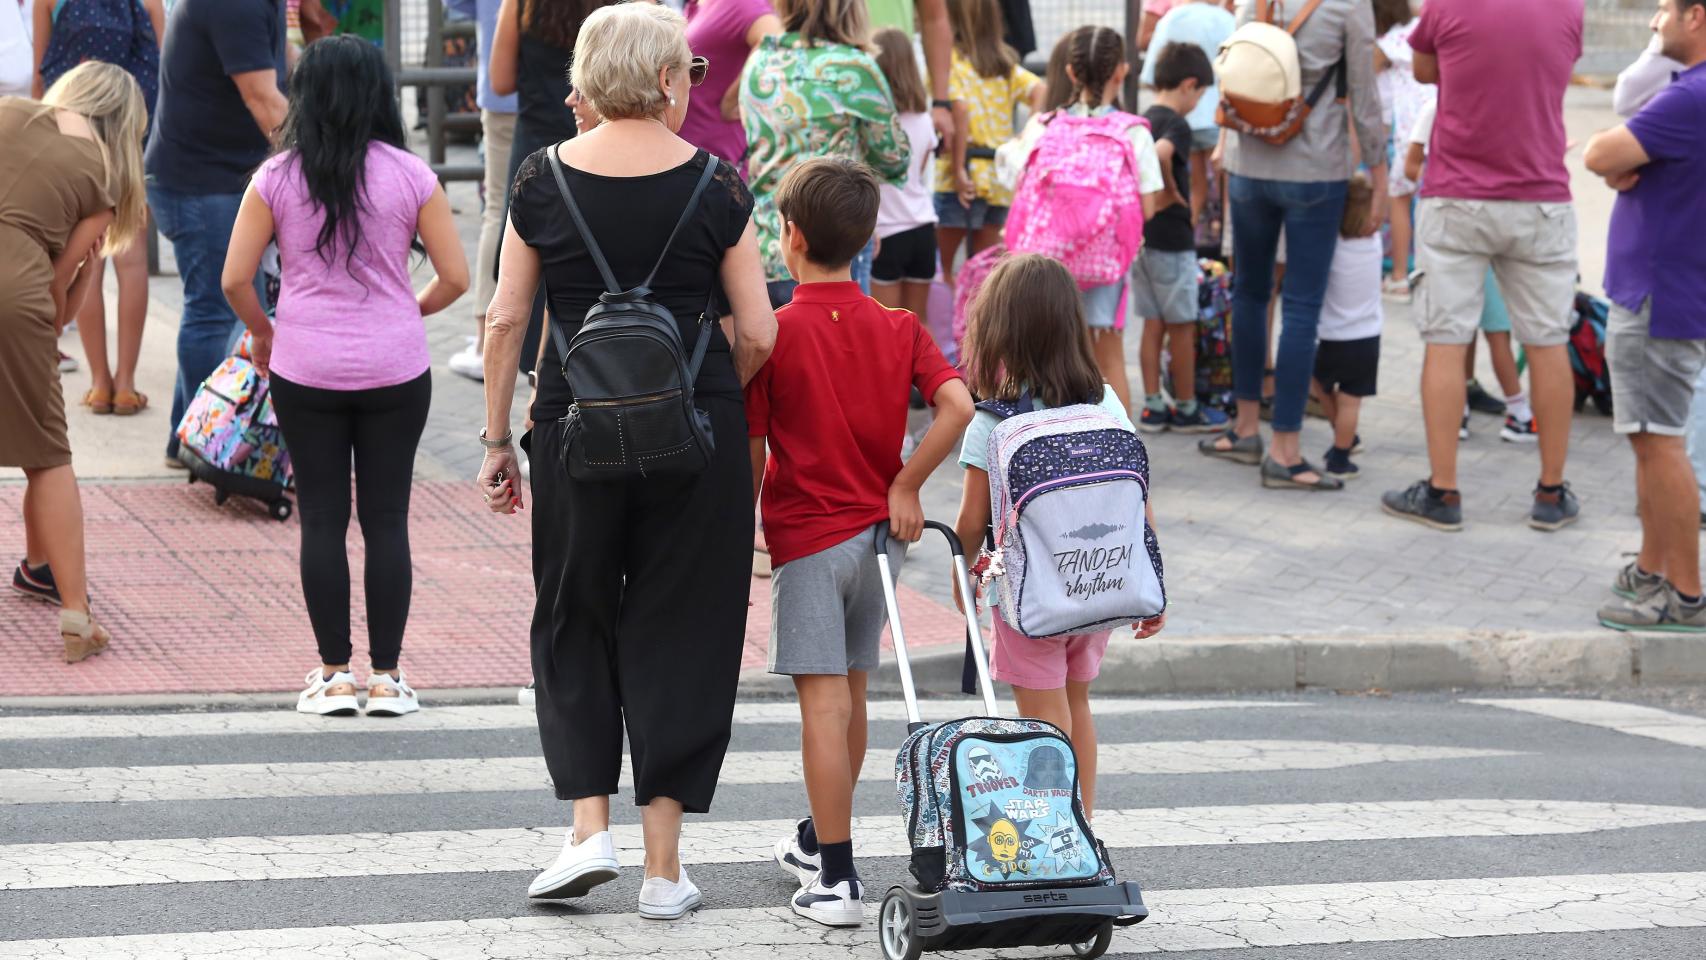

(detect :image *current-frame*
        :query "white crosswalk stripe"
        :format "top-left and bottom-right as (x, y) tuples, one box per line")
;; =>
(0, 740), (1515, 805)
(1464, 698), (1706, 750)
(0, 699), (1305, 741)
(6, 799), (1694, 892)
(3, 873), (1704, 959)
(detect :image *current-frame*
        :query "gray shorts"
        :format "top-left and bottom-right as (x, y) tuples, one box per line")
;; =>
(1414, 199), (1578, 347)
(1607, 298), (1706, 437)
(768, 524), (907, 676)
(1131, 247), (1199, 325)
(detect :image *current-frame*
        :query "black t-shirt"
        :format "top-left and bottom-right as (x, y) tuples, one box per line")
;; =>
(144, 0), (284, 195)
(510, 147), (754, 423)
(1141, 104), (1195, 252)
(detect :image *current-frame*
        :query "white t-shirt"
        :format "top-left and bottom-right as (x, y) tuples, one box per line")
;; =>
(995, 105), (1165, 196)
(877, 111), (937, 239)
(1408, 99), (1437, 149)
(1318, 235), (1384, 342)
(0, 0), (32, 98)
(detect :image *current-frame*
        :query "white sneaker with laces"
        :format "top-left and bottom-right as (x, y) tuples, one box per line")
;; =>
(792, 875), (864, 927)
(638, 865), (702, 920)
(297, 668), (359, 716)
(773, 818), (821, 885)
(517, 680), (536, 708)
(528, 830), (619, 899)
(363, 670), (420, 717)
(448, 336), (485, 381)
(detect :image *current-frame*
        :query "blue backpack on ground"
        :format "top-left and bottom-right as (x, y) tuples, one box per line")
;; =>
(977, 393), (1166, 640)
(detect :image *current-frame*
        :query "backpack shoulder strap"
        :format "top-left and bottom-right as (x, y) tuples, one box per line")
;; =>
(973, 391), (1037, 421)
(546, 146), (622, 296)
(1282, 0), (1329, 36)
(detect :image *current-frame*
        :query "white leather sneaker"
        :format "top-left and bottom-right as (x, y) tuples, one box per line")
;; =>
(638, 865), (702, 920)
(528, 830), (619, 900)
(362, 670), (420, 717)
(297, 668), (359, 716)
(791, 875), (864, 927)
(773, 818), (821, 885)
(447, 337), (484, 381)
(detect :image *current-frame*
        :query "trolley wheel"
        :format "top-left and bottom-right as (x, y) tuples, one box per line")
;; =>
(879, 889), (924, 960)
(213, 488), (229, 506)
(269, 499), (293, 522)
(1071, 922), (1114, 959)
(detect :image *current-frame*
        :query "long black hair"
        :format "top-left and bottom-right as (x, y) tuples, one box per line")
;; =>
(278, 35), (411, 273)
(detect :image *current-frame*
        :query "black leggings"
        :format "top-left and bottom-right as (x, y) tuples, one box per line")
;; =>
(271, 371), (431, 671)
(526, 395), (753, 813)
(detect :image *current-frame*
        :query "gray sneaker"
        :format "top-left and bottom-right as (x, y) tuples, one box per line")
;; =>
(1381, 480), (1463, 532)
(1529, 483), (1580, 532)
(1598, 582), (1706, 634)
(1198, 428), (1263, 465)
(1612, 561), (1664, 601)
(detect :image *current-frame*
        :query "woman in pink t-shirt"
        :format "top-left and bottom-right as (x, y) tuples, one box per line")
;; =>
(677, 0), (779, 174)
(222, 36), (469, 718)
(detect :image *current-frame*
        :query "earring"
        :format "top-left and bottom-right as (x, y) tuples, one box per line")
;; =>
(669, 96), (677, 106)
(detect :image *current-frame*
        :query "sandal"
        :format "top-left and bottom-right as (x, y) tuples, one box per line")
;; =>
(81, 387), (113, 415)
(61, 608), (111, 664)
(111, 390), (149, 416)
(1260, 456), (1344, 491)
(364, 669), (420, 717)
(1198, 427), (1264, 465)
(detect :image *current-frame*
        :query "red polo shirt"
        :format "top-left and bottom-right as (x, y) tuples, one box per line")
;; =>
(746, 282), (961, 567)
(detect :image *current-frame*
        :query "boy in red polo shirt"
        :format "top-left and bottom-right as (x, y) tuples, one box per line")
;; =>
(747, 157), (975, 927)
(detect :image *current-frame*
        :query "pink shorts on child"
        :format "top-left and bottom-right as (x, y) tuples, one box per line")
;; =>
(989, 616), (1112, 689)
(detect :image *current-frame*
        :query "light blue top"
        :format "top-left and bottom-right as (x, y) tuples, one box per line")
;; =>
(447, 0), (518, 114)
(959, 386), (1135, 473)
(1139, 1), (1236, 133)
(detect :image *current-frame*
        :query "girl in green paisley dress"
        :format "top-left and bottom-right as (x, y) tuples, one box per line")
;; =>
(738, 0), (909, 306)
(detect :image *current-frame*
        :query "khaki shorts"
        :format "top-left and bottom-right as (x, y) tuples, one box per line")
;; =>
(1607, 298), (1706, 437)
(1414, 199), (1578, 347)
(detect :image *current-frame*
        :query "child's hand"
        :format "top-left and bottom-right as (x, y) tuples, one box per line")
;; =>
(955, 174), (976, 207)
(951, 574), (980, 615)
(887, 482), (925, 542)
(1132, 612), (1166, 639)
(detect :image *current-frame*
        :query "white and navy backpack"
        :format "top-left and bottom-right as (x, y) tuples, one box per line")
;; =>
(977, 393), (1165, 639)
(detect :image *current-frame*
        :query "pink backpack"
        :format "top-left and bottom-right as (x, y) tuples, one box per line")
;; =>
(952, 243), (1009, 365)
(1005, 112), (1149, 289)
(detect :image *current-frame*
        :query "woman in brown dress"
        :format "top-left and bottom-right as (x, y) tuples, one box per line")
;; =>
(0, 62), (148, 662)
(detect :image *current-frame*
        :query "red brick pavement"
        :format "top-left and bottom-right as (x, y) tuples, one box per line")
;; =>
(0, 481), (967, 698)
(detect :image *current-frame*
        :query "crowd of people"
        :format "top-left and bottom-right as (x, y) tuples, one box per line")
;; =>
(0, 0), (1703, 928)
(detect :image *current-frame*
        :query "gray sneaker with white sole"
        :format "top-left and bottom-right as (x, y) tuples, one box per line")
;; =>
(1598, 582), (1706, 634)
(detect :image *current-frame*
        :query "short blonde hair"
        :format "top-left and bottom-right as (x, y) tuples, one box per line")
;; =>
(570, 2), (691, 121)
(43, 62), (148, 256)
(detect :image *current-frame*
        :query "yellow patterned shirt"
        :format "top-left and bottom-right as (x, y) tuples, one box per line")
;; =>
(936, 52), (1041, 208)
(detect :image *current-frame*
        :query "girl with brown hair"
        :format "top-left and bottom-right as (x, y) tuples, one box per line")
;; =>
(869, 27), (938, 323)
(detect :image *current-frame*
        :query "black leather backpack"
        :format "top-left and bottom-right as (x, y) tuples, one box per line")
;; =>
(546, 149), (720, 481)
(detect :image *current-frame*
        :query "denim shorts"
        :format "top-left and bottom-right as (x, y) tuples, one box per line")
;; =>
(934, 192), (1008, 231)
(1082, 281), (1127, 331)
(1131, 247), (1199, 325)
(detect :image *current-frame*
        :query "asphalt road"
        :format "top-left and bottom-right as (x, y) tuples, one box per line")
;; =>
(3, 691), (1705, 958)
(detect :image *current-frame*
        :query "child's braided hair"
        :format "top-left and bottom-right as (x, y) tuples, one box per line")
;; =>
(1070, 26), (1126, 108)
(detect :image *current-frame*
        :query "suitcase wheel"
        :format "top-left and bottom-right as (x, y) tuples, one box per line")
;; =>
(269, 499), (293, 522)
(1071, 922), (1113, 959)
(879, 888), (924, 960)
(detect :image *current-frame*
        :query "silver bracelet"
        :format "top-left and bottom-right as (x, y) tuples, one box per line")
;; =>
(479, 428), (513, 449)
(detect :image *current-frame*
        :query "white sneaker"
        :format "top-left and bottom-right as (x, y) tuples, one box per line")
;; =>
(58, 351), (79, 373)
(791, 874), (864, 927)
(448, 337), (484, 381)
(297, 668), (359, 716)
(363, 670), (420, 717)
(528, 830), (619, 899)
(638, 865), (702, 920)
(773, 818), (821, 885)
(517, 679), (536, 708)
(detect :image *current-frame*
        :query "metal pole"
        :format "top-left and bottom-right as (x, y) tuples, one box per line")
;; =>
(1124, 0), (1142, 110)
(426, 0), (447, 171)
(383, 0), (402, 89)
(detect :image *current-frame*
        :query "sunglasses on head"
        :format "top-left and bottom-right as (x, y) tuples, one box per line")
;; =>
(688, 56), (709, 87)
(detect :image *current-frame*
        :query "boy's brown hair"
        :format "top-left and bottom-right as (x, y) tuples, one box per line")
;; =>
(963, 254), (1104, 410)
(1341, 172), (1374, 239)
(873, 28), (928, 114)
(775, 158), (881, 268)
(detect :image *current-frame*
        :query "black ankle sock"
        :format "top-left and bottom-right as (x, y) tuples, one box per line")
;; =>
(1538, 482), (1566, 494)
(1678, 590), (1704, 606)
(817, 840), (857, 885)
(1427, 483), (1456, 500)
(798, 818), (819, 855)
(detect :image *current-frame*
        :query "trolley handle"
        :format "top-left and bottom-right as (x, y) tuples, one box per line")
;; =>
(873, 521), (999, 731)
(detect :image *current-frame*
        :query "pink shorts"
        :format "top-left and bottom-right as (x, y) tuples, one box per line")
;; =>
(988, 616), (1112, 689)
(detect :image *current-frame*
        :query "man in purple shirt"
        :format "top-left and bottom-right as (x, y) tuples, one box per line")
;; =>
(1585, 0), (1706, 633)
(1380, 0), (1583, 535)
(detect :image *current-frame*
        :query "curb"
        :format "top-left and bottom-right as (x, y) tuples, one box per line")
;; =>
(743, 629), (1706, 696)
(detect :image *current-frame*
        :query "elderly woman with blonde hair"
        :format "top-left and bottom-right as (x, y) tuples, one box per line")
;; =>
(0, 61), (148, 662)
(477, 0), (775, 920)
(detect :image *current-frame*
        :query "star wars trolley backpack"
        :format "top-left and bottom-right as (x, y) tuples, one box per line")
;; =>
(976, 394), (1165, 640)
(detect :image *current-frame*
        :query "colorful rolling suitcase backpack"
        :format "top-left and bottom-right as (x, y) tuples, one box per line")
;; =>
(876, 522), (1146, 960)
(175, 333), (294, 521)
(1194, 259), (1234, 412)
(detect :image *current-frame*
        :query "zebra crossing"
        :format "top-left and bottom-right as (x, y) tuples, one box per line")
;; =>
(4, 694), (1706, 959)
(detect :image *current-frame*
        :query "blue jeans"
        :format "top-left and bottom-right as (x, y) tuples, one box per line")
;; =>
(149, 185), (253, 458)
(851, 236), (876, 296)
(1228, 175), (1348, 433)
(1689, 366), (1706, 499)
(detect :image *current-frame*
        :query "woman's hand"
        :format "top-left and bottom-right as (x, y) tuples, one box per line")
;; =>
(1132, 612), (1166, 639)
(477, 446), (523, 515)
(249, 330), (273, 378)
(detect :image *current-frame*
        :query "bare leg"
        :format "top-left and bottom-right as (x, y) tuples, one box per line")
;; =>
(111, 240), (149, 398)
(1189, 150), (1210, 226)
(899, 281), (932, 324)
(1065, 680), (1097, 818)
(970, 224), (1003, 257)
(936, 227), (968, 288)
(1388, 195), (1412, 284)
(1093, 329), (1131, 412)
(1483, 331), (1523, 400)
(1332, 393), (1361, 450)
(871, 281), (902, 310)
(1422, 343), (1470, 489)
(75, 258), (111, 395)
(1012, 685), (1071, 736)
(573, 795), (612, 844)
(20, 465), (88, 612)
(22, 478), (46, 567)
(1138, 319), (1165, 399)
(844, 669), (869, 782)
(1524, 344), (1573, 487)
(794, 674), (857, 847)
(641, 797), (685, 882)
(1632, 434), (1701, 595)
(1313, 380), (1338, 426)
(1264, 264), (1285, 399)
(1166, 324), (1196, 404)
